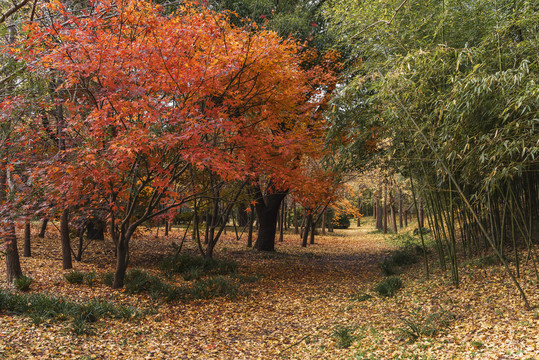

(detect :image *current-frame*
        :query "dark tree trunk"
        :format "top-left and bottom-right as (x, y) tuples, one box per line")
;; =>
(301, 212), (312, 247)
(321, 209), (327, 235)
(376, 198), (383, 230)
(390, 189), (397, 233)
(23, 220), (31, 257)
(5, 219), (23, 283)
(357, 193), (361, 227)
(399, 190), (404, 229)
(254, 190), (287, 252)
(60, 209), (72, 270)
(38, 218), (48, 238)
(310, 216), (316, 245)
(383, 185), (388, 234)
(2, 167), (23, 282)
(404, 210), (408, 227)
(418, 198), (424, 229)
(293, 200), (299, 234)
(113, 239), (129, 289)
(237, 203), (249, 227)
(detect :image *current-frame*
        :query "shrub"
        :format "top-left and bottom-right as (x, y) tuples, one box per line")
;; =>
(124, 269), (184, 301)
(15, 275), (33, 292)
(189, 276), (239, 300)
(64, 270), (84, 284)
(159, 254), (237, 279)
(374, 276), (403, 297)
(332, 325), (355, 348)
(0, 289), (138, 335)
(333, 214), (351, 229)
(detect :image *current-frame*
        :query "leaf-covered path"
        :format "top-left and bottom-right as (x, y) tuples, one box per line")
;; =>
(1, 222), (539, 359)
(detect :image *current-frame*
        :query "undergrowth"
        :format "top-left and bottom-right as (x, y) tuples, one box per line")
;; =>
(0, 289), (138, 335)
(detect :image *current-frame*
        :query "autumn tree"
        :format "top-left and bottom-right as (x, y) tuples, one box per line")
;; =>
(5, 0), (332, 287)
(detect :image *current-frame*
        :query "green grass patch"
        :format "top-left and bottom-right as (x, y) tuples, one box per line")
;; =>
(14, 275), (33, 292)
(159, 253), (237, 280)
(332, 325), (356, 348)
(374, 276), (403, 297)
(0, 289), (138, 334)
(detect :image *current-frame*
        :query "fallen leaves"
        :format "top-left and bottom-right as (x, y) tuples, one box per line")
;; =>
(1, 222), (539, 359)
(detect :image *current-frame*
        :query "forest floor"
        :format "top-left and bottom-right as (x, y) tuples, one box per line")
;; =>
(1, 219), (539, 359)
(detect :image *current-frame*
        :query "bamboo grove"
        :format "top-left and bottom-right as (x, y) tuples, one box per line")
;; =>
(325, 0), (538, 307)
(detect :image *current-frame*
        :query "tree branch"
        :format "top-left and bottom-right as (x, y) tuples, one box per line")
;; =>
(0, 0), (32, 24)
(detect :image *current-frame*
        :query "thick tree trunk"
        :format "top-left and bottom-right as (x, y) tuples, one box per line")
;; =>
(60, 209), (72, 269)
(23, 220), (31, 257)
(38, 218), (48, 238)
(254, 190), (287, 251)
(113, 239), (129, 289)
(301, 212), (312, 247)
(376, 198), (383, 230)
(5, 219), (23, 283)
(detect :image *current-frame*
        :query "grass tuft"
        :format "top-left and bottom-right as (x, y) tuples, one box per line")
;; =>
(374, 276), (403, 297)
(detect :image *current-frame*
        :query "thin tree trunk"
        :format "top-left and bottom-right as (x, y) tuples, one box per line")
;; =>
(247, 204), (255, 247)
(321, 208), (327, 235)
(390, 189), (397, 233)
(38, 218), (48, 238)
(23, 220), (31, 257)
(293, 200), (299, 234)
(383, 184), (388, 234)
(399, 189), (403, 228)
(301, 211), (312, 247)
(60, 209), (72, 269)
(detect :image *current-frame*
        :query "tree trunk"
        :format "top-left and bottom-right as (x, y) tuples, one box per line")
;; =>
(399, 189), (404, 229)
(60, 209), (72, 270)
(293, 200), (299, 234)
(310, 215), (316, 245)
(418, 198), (424, 229)
(278, 200), (284, 242)
(301, 212), (312, 247)
(254, 190), (287, 251)
(23, 220), (31, 257)
(5, 219), (23, 283)
(390, 189), (397, 233)
(383, 185), (388, 234)
(321, 209), (327, 235)
(357, 193), (361, 227)
(376, 198), (383, 230)
(38, 218), (48, 238)
(247, 204), (255, 247)
(113, 239), (129, 289)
